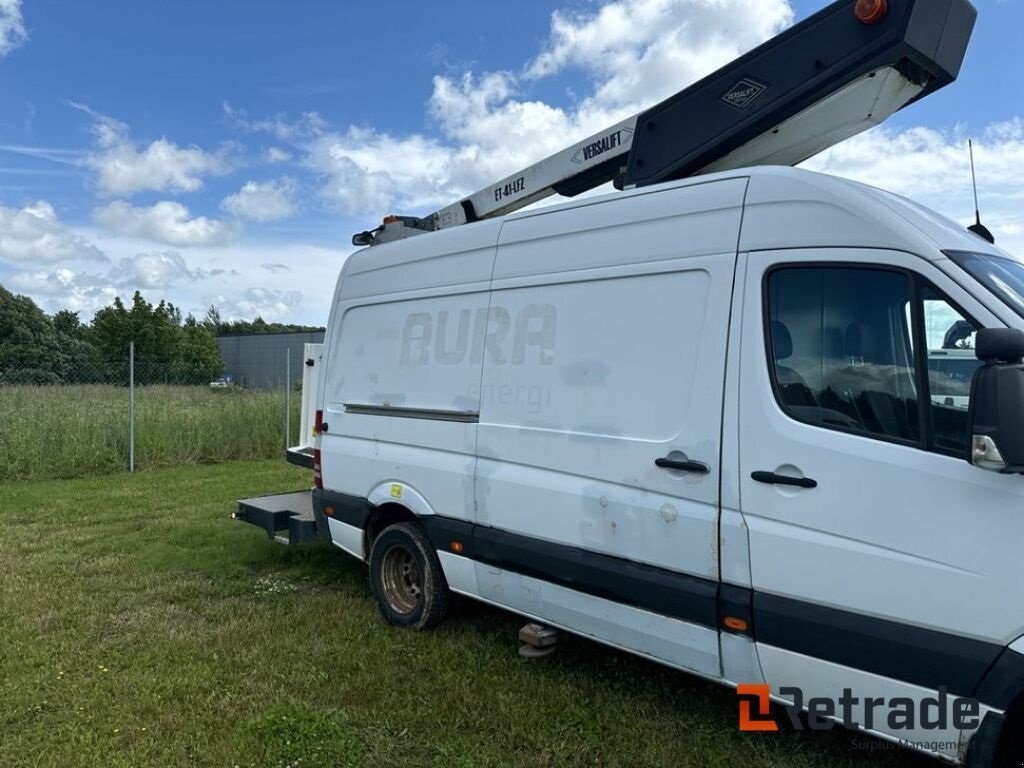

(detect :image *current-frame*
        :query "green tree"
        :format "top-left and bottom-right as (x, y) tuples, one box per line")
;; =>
(0, 285), (63, 384)
(0, 287), (227, 386)
(203, 304), (324, 336)
(203, 304), (222, 331)
(90, 291), (204, 384)
(172, 316), (224, 383)
(53, 310), (104, 383)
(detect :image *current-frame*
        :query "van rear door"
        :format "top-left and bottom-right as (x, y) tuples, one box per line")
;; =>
(471, 178), (747, 677)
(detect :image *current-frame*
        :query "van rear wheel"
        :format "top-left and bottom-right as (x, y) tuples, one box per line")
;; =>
(996, 709), (1023, 768)
(368, 522), (452, 630)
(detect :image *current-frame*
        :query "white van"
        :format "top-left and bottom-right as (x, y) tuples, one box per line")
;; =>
(309, 166), (1024, 767)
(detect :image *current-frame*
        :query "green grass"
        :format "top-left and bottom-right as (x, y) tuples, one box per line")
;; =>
(0, 384), (299, 482)
(0, 460), (935, 768)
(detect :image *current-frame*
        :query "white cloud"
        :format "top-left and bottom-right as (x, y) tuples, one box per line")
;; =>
(223, 103), (326, 141)
(72, 103), (231, 196)
(0, 201), (106, 264)
(804, 119), (1024, 255)
(265, 147), (293, 164)
(7, 268), (117, 313)
(0, 0), (26, 57)
(115, 250), (202, 288)
(69, 101), (130, 149)
(94, 201), (239, 247)
(221, 178), (298, 222)
(6, 251), (199, 315)
(210, 286), (303, 322)
(7, 268), (118, 315)
(6, 236), (345, 322)
(525, 0), (793, 110)
(308, 127), (469, 216)
(90, 140), (229, 197)
(287, 0), (793, 217)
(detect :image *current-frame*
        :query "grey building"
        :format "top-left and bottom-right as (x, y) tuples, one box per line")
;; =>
(216, 331), (325, 389)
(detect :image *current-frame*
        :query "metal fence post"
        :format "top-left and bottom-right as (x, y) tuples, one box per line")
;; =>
(129, 341), (135, 473)
(285, 348), (291, 449)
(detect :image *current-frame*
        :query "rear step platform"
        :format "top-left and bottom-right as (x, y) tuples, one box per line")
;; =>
(286, 445), (314, 469)
(234, 490), (319, 546)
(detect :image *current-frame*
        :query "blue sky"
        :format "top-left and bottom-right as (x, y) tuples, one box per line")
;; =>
(0, 0), (1022, 324)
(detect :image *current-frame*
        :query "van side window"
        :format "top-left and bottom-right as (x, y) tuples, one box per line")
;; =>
(920, 287), (980, 456)
(766, 267), (921, 444)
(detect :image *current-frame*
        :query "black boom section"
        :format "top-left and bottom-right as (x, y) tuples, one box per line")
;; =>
(622, 0), (976, 187)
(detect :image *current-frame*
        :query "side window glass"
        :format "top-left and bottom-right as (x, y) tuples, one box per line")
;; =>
(766, 267), (920, 443)
(921, 287), (981, 455)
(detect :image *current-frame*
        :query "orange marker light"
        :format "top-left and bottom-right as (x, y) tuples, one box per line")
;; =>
(724, 616), (749, 632)
(324, 506), (335, 517)
(450, 541), (464, 553)
(855, 0), (887, 25)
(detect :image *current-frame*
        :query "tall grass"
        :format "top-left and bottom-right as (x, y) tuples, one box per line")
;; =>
(0, 384), (300, 481)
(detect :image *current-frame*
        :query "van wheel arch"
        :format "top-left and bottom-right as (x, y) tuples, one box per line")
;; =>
(363, 502), (418, 560)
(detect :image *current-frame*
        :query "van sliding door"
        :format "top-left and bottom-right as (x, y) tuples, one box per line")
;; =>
(468, 178), (747, 676)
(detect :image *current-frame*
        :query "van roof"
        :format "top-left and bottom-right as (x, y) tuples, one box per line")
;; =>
(344, 166), (1011, 285)
(502, 165), (1010, 259)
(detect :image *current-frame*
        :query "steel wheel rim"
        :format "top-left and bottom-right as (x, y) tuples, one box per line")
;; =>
(380, 544), (422, 615)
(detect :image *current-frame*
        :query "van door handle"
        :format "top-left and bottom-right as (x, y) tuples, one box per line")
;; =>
(751, 471), (817, 489)
(655, 457), (710, 474)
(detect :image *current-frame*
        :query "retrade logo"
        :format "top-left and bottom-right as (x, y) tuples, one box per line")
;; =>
(737, 684), (779, 731)
(721, 77), (769, 110)
(736, 684), (981, 734)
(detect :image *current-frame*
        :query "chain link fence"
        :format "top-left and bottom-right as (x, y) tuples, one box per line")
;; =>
(0, 343), (302, 482)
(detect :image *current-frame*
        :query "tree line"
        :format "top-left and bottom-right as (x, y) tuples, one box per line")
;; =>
(201, 306), (323, 337)
(0, 284), (322, 386)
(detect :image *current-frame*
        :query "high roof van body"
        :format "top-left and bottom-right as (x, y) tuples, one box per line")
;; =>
(310, 166), (1024, 766)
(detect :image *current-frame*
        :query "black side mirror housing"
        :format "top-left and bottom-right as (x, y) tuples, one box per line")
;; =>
(968, 328), (1024, 473)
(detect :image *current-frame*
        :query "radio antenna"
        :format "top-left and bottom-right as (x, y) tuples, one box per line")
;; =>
(967, 139), (995, 244)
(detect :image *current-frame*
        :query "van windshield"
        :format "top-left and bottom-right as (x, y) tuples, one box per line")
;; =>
(946, 250), (1024, 320)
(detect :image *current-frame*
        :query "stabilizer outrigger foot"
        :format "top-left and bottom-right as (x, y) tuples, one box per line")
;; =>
(518, 622), (560, 659)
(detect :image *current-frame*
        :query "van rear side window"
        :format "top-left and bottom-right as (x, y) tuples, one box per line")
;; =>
(765, 267), (921, 444)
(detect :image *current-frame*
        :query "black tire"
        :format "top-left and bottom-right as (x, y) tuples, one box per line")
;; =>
(368, 522), (452, 630)
(997, 721), (1023, 768)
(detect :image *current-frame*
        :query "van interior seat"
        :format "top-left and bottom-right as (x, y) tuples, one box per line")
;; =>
(770, 320), (817, 408)
(821, 322), (912, 438)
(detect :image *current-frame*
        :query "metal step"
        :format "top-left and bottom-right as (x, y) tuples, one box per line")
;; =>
(286, 445), (315, 469)
(234, 490), (320, 546)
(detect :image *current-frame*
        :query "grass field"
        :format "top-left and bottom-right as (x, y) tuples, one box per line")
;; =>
(0, 460), (935, 768)
(0, 384), (298, 482)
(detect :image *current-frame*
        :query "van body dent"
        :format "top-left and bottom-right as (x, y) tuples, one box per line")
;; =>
(312, 166), (1024, 765)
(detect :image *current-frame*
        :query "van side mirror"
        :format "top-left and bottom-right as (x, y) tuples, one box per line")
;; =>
(968, 328), (1024, 473)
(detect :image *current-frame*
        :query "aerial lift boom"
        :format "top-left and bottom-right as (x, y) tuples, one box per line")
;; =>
(355, 0), (976, 246)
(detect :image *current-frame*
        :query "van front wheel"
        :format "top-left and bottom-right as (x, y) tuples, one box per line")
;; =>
(368, 522), (452, 630)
